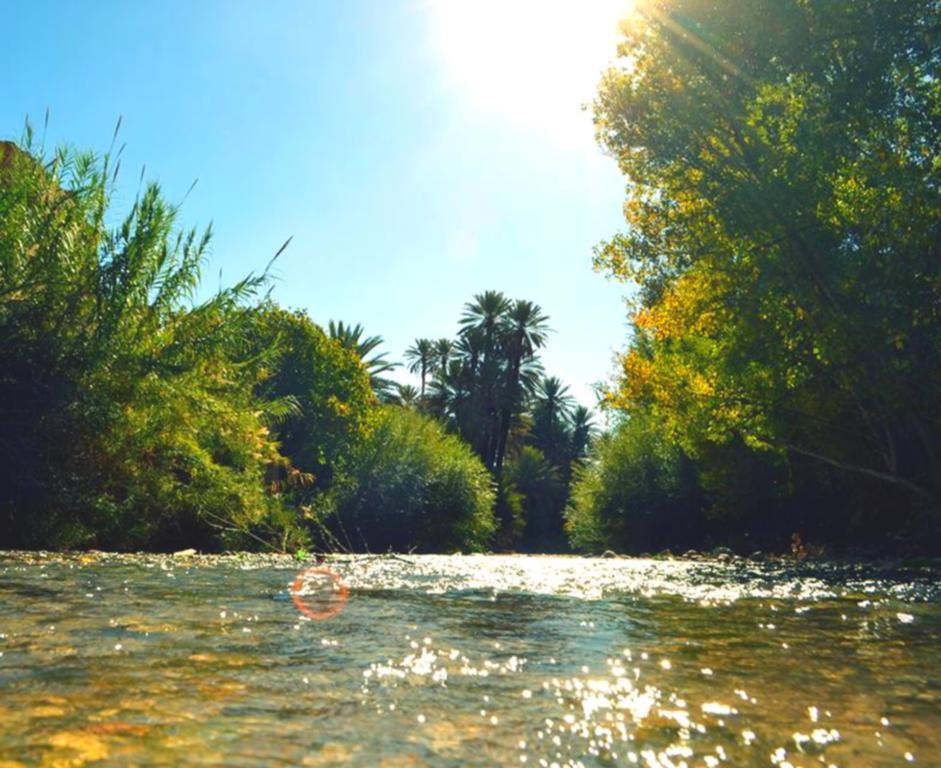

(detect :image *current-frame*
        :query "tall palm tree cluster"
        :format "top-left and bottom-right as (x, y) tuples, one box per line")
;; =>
(422, 291), (549, 474)
(416, 292), (595, 547)
(330, 291), (596, 548)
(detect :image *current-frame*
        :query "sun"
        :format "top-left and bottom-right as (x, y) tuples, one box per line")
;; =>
(427, 0), (634, 148)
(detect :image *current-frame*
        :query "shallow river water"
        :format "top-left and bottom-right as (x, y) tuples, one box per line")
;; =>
(0, 552), (939, 767)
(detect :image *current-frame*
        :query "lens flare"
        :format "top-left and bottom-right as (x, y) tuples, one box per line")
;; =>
(291, 567), (349, 621)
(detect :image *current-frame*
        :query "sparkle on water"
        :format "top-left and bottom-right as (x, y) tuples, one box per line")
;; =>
(0, 552), (938, 766)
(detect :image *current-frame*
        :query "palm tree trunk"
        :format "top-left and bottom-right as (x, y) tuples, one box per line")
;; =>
(494, 356), (522, 475)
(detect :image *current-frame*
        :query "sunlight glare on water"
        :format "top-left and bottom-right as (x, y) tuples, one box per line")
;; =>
(0, 552), (938, 766)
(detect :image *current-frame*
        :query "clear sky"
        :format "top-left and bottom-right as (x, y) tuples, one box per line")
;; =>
(0, 0), (633, 406)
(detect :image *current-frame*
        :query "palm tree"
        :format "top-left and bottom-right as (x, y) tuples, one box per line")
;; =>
(460, 290), (511, 362)
(507, 446), (566, 550)
(404, 338), (435, 396)
(455, 326), (485, 379)
(433, 338), (453, 374)
(494, 300), (550, 474)
(394, 383), (420, 409)
(535, 376), (575, 424)
(428, 358), (468, 428)
(531, 376), (575, 467)
(568, 405), (596, 464)
(458, 291), (512, 468)
(328, 320), (399, 401)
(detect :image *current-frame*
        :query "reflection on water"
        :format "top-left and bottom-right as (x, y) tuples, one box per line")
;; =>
(0, 552), (938, 766)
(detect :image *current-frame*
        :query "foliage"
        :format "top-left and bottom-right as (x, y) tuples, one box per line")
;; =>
(0, 135), (598, 554)
(249, 306), (376, 498)
(565, 412), (701, 554)
(392, 382), (421, 408)
(431, 290), (548, 475)
(328, 320), (399, 402)
(404, 337), (436, 397)
(530, 376), (576, 468)
(321, 407), (496, 552)
(593, 0), (941, 547)
(0, 139), (291, 550)
(506, 446), (566, 550)
(419, 291), (596, 546)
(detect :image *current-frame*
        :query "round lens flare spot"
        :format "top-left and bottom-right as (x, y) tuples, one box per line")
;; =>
(290, 567), (349, 621)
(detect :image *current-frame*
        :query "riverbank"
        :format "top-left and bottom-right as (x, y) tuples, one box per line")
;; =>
(5, 547), (941, 571)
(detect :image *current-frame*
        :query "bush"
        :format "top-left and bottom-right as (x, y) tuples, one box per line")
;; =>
(248, 305), (376, 496)
(0, 140), (293, 551)
(565, 412), (701, 553)
(322, 407), (496, 552)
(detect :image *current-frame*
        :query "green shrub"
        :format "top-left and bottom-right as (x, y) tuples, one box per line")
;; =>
(323, 407), (496, 552)
(0, 140), (293, 551)
(565, 412), (701, 553)
(248, 305), (376, 496)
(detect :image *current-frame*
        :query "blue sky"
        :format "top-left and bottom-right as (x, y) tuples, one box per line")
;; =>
(1, 0), (632, 405)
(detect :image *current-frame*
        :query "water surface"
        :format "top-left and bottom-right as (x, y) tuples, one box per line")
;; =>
(1, 552), (939, 766)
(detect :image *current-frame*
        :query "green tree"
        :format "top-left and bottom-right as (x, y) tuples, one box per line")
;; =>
(507, 446), (566, 550)
(568, 405), (596, 466)
(593, 0), (941, 546)
(531, 376), (575, 468)
(415, 292), (589, 549)
(566, 412), (702, 554)
(0, 139), (292, 550)
(393, 382), (421, 408)
(434, 337), (454, 373)
(250, 307), (375, 499)
(495, 300), (550, 474)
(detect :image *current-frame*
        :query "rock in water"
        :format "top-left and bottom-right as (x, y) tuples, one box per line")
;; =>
(172, 548), (197, 558)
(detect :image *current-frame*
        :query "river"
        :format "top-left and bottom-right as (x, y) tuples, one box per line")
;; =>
(0, 552), (938, 766)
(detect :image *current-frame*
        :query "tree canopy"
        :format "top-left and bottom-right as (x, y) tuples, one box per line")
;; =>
(588, 0), (941, 550)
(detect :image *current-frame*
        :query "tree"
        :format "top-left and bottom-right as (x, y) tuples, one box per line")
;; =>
(323, 407), (496, 552)
(566, 412), (702, 554)
(394, 382), (421, 408)
(411, 292), (592, 548)
(569, 406), (596, 466)
(328, 320), (399, 402)
(434, 338), (454, 374)
(460, 290), (512, 360)
(457, 291), (513, 467)
(250, 307), (375, 498)
(593, 0), (941, 546)
(495, 300), (550, 474)
(531, 376), (575, 467)
(507, 446), (566, 551)
(404, 337), (435, 397)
